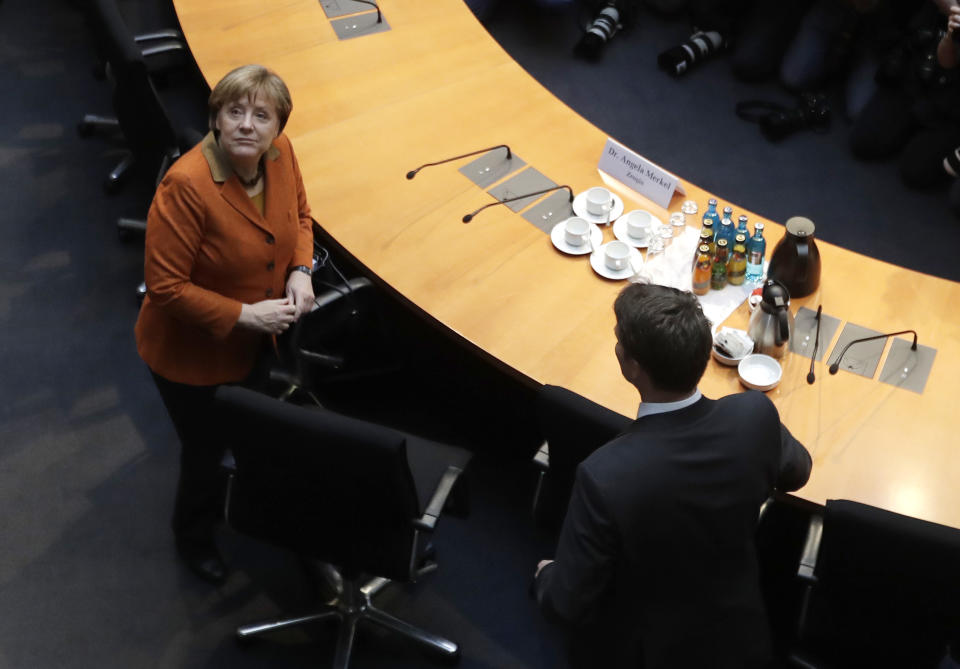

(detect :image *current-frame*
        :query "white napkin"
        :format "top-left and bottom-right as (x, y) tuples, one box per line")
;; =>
(629, 226), (758, 330)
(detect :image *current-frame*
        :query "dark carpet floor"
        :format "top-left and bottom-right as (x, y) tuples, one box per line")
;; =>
(0, 0), (954, 667)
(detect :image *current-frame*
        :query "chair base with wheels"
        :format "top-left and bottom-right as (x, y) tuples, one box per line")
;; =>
(236, 569), (459, 668)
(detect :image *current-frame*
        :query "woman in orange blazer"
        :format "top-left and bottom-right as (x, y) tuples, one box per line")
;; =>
(135, 65), (314, 584)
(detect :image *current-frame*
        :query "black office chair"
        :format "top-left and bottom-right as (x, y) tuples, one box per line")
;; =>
(788, 499), (960, 668)
(215, 385), (471, 668)
(754, 495), (818, 663)
(261, 239), (402, 403)
(531, 385), (631, 530)
(78, 0), (204, 300)
(77, 0), (193, 194)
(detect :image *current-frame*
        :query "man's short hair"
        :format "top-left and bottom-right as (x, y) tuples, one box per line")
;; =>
(613, 283), (712, 394)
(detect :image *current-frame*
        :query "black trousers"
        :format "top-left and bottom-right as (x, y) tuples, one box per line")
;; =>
(150, 371), (225, 552)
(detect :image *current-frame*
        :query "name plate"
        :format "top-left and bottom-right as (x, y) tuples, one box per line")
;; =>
(597, 138), (684, 209)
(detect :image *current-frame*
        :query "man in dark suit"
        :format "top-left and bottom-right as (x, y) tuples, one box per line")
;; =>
(534, 283), (812, 668)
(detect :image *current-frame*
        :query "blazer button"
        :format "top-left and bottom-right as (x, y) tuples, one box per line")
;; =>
(267, 261), (275, 271)
(265, 288), (273, 297)
(265, 235), (275, 245)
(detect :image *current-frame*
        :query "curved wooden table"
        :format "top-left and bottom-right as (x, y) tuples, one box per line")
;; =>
(173, 0), (960, 528)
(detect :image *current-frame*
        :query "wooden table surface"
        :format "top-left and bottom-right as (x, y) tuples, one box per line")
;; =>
(173, 0), (960, 528)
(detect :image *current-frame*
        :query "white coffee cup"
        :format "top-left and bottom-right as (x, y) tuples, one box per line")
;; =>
(585, 187), (613, 216)
(563, 217), (590, 246)
(604, 240), (631, 271)
(625, 210), (653, 243)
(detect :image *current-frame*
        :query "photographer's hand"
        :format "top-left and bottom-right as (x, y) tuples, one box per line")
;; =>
(938, 6), (960, 69)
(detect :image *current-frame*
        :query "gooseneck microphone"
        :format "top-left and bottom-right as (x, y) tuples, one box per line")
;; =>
(352, 0), (381, 23)
(828, 330), (918, 375)
(406, 144), (512, 180)
(462, 185), (573, 223)
(807, 305), (822, 385)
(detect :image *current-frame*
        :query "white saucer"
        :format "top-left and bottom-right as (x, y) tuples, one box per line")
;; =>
(589, 242), (643, 280)
(550, 220), (604, 255)
(573, 190), (625, 224)
(612, 210), (665, 248)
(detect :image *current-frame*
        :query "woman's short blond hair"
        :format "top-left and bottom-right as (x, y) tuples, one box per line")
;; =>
(208, 64), (293, 135)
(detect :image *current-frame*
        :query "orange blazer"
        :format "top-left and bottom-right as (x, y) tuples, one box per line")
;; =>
(135, 132), (314, 386)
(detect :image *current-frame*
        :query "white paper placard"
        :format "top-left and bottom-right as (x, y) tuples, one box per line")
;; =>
(597, 138), (684, 209)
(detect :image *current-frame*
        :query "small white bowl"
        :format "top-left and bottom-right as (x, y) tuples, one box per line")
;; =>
(711, 346), (745, 367)
(737, 354), (783, 392)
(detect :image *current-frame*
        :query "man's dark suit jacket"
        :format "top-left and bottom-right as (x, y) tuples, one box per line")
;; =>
(535, 391), (812, 669)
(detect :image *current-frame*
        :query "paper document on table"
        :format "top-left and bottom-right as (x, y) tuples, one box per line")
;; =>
(629, 227), (759, 330)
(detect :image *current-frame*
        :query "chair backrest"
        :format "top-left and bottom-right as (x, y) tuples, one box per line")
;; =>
(800, 499), (960, 667)
(83, 0), (178, 160)
(215, 385), (422, 582)
(534, 385), (632, 528)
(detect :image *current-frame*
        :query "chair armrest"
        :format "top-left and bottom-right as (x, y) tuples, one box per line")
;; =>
(413, 465), (464, 532)
(118, 217), (147, 233)
(134, 29), (183, 42)
(797, 513), (824, 583)
(532, 441), (550, 471)
(140, 41), (186, 58)
(298, 349), (344, 369)
(311, 276), (373, 310)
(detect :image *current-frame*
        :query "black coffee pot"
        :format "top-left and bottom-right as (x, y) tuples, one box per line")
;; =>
(767, 216), (821, 298)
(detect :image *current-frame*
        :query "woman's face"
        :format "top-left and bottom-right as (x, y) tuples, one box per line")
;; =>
(214, 91), (280, 165)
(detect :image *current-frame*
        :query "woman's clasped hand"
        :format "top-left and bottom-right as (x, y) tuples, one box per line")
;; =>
(237, 297), (298, 334)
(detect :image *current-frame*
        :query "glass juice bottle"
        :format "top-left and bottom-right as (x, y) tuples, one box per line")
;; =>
(700, 217), (715, 242)
(692, 244), (712, 295)
(745, 222), (766, 283)
(727, 233), (747, 285)
(693, 229), (715, 270)
(700, 230), (717, 258)
(711, 238), (729, 290)
(736, 215), (749, 239)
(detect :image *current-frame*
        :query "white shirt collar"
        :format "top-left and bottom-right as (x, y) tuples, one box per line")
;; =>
(635, 389), (702, 419)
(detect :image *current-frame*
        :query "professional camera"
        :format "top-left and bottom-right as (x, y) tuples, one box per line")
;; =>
(735, 93), (831, 142)
(657, 31), (725, 77)
(574, 4), (622, 61)
(759, 93), (831, 142)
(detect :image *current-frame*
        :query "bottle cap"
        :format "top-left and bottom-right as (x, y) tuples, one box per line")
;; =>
(716, 238), (728, 247)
